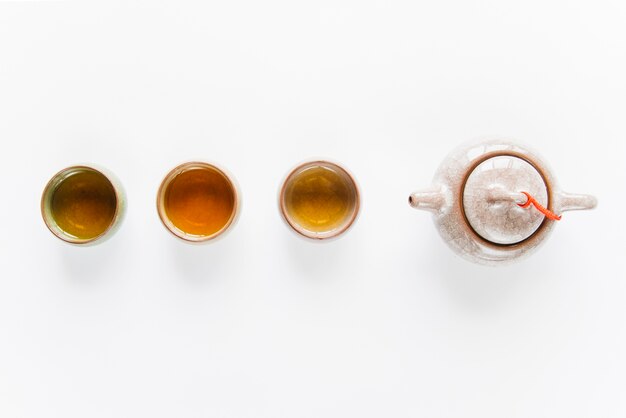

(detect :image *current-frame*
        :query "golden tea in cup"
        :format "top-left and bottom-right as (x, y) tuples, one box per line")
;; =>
(279, 160), (360, 240)
(41, 165), (125, 244)
(157, 162), (239, 242)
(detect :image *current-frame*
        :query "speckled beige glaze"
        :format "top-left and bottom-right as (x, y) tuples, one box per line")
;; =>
(409, 139), (597, 265)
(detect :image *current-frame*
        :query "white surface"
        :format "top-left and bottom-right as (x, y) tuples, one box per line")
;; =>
(0, 1), (625, 417)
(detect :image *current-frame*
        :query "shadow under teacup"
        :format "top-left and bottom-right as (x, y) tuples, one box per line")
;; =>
(41, 165), (126, 245)
(157, 162), (240, 243)
(279, 160), (360, 240)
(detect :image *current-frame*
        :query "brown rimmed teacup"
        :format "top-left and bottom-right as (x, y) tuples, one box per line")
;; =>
(157, 162), (240, 243)
(41, 165), (126, 245)
(279, 160), (360, 240)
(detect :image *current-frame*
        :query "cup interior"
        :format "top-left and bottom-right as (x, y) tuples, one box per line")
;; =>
(280, 161), (360, 240)
(41, 166), (120, 244)
(157, 162), (239, 242)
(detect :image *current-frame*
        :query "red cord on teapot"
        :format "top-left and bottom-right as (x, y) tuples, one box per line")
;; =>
(518, 191), (562, 221)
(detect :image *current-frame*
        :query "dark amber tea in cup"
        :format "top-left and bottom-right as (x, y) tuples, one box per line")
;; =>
(157, 162), (238, 242)
(41, 166), (122, 244)
(280, 161), (359, 239)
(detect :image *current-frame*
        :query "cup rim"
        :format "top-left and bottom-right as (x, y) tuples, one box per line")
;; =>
(278, 159), (360, 240)
(156, 161), (240, 243)
(40, 165), (124, 245)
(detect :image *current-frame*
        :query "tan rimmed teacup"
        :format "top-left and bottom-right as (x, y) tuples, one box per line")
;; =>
(279, 160), (360, 240)
(157, 162), (240, 243)
(41, 165), (126, 245)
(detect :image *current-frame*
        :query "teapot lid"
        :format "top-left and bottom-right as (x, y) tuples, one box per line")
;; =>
(462, 155), (548, 245)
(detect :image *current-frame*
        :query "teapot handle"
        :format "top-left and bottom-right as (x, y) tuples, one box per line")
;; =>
(556, 191), (598, 212)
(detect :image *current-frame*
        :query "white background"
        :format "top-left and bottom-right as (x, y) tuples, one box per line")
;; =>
(1, 1), (625, 417)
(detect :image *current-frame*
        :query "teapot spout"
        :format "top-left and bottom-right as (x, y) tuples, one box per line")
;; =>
(408, 188), (445, 213)
(557, 191), (598, 212)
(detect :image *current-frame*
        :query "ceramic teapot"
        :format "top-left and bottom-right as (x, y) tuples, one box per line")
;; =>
(408, 139), (597, 265)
